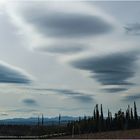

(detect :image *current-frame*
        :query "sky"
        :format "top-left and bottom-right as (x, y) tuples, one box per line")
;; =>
(0, 0), (140, 119)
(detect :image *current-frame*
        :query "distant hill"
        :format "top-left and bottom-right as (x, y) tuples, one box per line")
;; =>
(0, 116), (79, 125)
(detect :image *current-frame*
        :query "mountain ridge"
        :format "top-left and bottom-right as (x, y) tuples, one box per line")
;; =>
(0, 116), (79, 125)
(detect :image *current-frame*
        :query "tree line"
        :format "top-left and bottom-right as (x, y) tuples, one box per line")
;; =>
(66, 101), (140, 135)
(0, 102), (139, 137)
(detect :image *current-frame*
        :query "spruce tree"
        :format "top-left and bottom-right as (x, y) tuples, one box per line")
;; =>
(38, 116), (40, 127)
(93, 108), (96, 120)
(59, 114), (61, 125)
(134, 101), (138, 121)
(95, 104), (99, 131)
(42, 114), (44, 126)
(126, 105), (130, 121)
(96, 104), (99, 120)
(107, 109), (110, 130)
(131, 108), (133, 120)
(100, 104), (104, 121)
(100, 104), (104, 131)
(128, 105), (130, 120)
(108, 109), (110, 119)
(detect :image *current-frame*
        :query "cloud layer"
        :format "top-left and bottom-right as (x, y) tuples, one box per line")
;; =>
(70, 51), (138, 91)
(0, 61), (31, 84)
(31, 88), (94, 103)
(103, 87), (129, 93)
(7, 1), (115, 54)
(37, 42), (86, 54)
(22, 12), (113, 38)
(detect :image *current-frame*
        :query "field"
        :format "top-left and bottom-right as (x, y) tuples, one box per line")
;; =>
(56, 129), (140, 139)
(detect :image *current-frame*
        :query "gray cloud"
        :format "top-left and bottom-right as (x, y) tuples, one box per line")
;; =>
(0, 62), (31, 84)
(22, 99), (38, 106)
(103, 87), (128, 93)
(48, 88), (94, 103)
(125, 23), (140, 35)
(38, 43), (86, 54)
(73, 95), (93, 103)
(9, 2), (115, 55)
(45, 88), (84, 96)
(22, 12), (114, 38)
(30, 88), (94, 103)
(70, 52), (138, 91)
(123, 94), (140, 101)
(36, 88), (88, 96)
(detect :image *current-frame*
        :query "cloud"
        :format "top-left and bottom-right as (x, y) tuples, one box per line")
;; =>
(22, 98), (38, 106)
(30, 88), (94, 103)
(70, 51), (138, 91)
(123, 94), (140, 101)
(0, 61), (31, 84)
(73, 95), (93, 103)
(7, 1), (115, 54)
(44, 88), (84, 96)
(125, 23), (140, 35)
(103, 87), (129, 93)
(37, 43), (86, 54)
(21, 12), (114, 38)
(52, 89), (94, 103)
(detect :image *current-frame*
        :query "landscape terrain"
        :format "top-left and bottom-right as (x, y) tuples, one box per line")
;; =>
(0, 102), (139, 139)
(56, 129), (140, 139)
(0, 1), (140, 139)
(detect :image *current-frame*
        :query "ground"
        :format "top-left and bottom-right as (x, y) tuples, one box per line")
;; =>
(55, 129), (140, 139)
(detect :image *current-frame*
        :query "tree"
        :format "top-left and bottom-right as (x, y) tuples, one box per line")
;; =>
(93, 108), (96, 120)
(66, 102), (139, 134)
(100, 104), (104, 131)
(131, 108), (133, 120)
(38, 116), (40, 127)
(96, 104), (99, 120)
(107, 109), (112, 130)
(59, 114), (61, 125)
(41, 114), (44, 126)
(100, 104), (104, 121)
(126, 105), (130, 120)
(134, 101), (138, 121)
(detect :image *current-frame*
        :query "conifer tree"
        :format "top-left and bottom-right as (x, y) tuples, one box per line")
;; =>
(41, 114), (44, 126)
(100, 104), (104, 131)
(95, 104), (100, 131)
(131, 108), (133, 120)
(100, 104), (104, 121)
(126, 105), (130, 121)
(108, 109), (110, 119)
(128, 105), (130, 119)
(93, 108), (96, 120)
(134, 101), (138, 121)
(96, 104), (99, 120)
(59, 114), (61, 125)
(38, 116), (40, 127)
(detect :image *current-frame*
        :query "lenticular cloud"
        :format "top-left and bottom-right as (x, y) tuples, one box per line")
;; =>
(7, 1), (116, 54)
